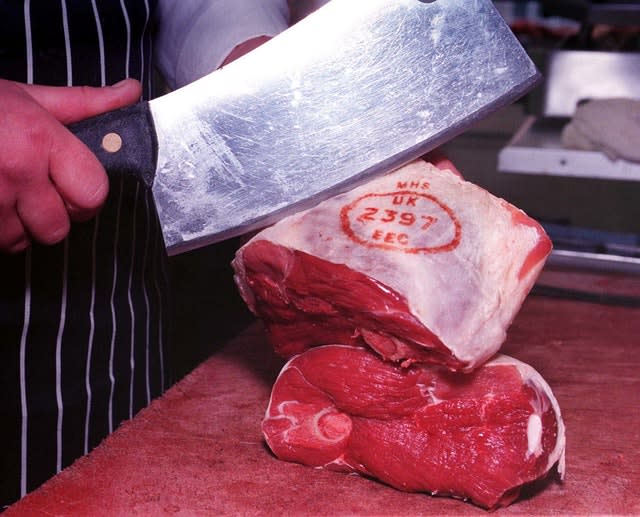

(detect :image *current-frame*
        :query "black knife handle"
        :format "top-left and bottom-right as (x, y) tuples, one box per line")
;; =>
(68, 102), (158, 189)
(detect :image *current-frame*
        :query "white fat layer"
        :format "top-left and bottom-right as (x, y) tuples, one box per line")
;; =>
(488, 354), (566, 479)
(312, 407), (349, 443)
(526, 414), (543, 458)
(321, 454), (352, 470)
(417, 381), (443, 404)
(241, 161), (549, 371)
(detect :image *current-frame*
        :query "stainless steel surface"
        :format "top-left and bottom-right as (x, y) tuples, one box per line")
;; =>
(499, 50), (640, 180)
(497, 115), (640, 181)
(150, 0), (540, 255)
(547, 249), (640, 276)
(542, 51), (640, 117)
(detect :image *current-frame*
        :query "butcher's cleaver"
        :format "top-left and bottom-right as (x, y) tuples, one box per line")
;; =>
(71, 0), (540, 255)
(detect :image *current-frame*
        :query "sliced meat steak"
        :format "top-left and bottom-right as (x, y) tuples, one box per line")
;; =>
(263, 345), (566, 510)
(233, 160), (551, 371)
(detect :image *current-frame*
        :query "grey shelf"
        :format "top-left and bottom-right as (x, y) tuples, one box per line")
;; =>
(498, 115), (640, 182)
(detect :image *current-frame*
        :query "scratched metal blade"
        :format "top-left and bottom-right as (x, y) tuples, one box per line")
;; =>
(149, 0), (540, 255)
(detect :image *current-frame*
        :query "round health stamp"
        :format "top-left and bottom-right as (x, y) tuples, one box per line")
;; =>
(340, 189), (461, 254)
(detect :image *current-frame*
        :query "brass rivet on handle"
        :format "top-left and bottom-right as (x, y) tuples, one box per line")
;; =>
(102, 132), (123, 153)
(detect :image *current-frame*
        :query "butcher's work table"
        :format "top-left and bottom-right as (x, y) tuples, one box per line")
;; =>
(6, 267), (640, 516)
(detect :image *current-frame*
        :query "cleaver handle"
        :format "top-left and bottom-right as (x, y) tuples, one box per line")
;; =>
(69, 102), (159, 189)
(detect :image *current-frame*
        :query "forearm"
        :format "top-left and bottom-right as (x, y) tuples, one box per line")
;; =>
(155, 0), (289, 89)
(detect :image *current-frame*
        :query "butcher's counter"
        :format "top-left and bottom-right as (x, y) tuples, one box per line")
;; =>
(6, 267), (640, 516)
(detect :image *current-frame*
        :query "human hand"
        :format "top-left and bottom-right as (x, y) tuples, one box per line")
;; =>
(221, 36), (272, 67)
(0, 78), (142, 253)
(423, 149), (463, 178)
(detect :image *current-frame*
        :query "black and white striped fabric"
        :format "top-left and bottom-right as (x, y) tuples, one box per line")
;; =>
(0, 0), (171, 507)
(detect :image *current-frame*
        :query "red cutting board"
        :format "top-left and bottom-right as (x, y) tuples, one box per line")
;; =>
(6, 269), (640, 516)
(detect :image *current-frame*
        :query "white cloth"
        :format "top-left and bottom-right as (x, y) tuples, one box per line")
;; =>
(155, 0), (289, 89)
(561, 98), (640, 163)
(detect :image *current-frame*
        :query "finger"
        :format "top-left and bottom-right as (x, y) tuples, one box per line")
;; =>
(66, 200), (102, 223)
(14, 78), (142, 124)
(0, 211), (30, 253)
(423, 149), (464, 178)
(222, 36), (271, 66)
(16, 184), (70, 245)
(8, 237), (31, 254)
(47, 127), (109, 218)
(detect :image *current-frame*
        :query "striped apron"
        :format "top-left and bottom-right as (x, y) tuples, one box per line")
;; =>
(0, 0), (171, 507)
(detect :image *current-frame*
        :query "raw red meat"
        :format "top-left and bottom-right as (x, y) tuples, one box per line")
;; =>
(262, 345), (566, 510)
(233, 160), (552, 371)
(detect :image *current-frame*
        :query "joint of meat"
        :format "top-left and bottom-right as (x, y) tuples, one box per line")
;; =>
(232, 160), (565, 509)
(233, 160), (552, 371)
(263, 346), (566, 510)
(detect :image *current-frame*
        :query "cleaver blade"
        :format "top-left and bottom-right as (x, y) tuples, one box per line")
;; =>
(71, 0), (540, 256)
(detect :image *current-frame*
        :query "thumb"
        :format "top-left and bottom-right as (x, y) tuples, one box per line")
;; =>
(15, 79), (143, 124)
